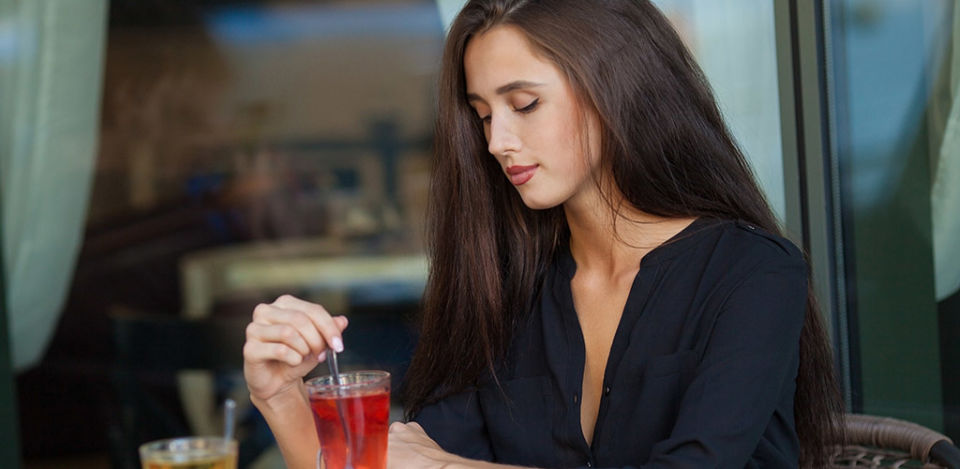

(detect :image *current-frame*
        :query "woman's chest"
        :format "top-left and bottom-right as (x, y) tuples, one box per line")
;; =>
(570, 271), (636, 446)
(477, 280), (713, 467)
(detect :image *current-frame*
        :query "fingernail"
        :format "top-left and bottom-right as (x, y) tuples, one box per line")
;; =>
(317, 353), (326, 363)
(332, 337), (344, 353)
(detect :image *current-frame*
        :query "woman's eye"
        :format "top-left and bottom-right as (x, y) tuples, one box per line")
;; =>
(517, 98), (539, 113)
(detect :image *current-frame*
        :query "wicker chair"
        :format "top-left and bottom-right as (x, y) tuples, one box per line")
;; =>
(830, 414), (960, 468)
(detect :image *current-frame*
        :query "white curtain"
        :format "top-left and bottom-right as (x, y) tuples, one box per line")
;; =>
(932, 3), (960, 302)
(0, 0), (106, 371)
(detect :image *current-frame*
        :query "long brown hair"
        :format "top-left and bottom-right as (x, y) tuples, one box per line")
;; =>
(404, 0), (843, 466)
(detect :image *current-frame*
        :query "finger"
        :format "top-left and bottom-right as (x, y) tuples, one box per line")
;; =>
(243, 340), (305, 367)
(387, 422), (435, 448)
(272, 295), (346, 352)
(388, 422), (424, 434)
(254, 302), (329, 354)
(389, 422), (407, 434)
(252, 302), (280, 325)
(273, 295), (348, 333)
(246, 322), (312, 356)
(272, 294), (325, 313)
(405, 422), (425, 433)
(267, 307), (327, 356)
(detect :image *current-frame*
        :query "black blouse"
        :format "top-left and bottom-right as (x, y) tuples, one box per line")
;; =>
(412, 218), (807, 468)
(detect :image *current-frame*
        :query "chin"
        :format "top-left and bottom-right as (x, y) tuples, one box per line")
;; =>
(518, 192), (564, 211)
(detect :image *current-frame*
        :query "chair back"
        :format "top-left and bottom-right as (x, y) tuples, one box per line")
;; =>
(831, 414), (960, 468)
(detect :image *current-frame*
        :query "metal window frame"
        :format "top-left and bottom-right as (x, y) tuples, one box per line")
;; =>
(774, 0), (859, 411)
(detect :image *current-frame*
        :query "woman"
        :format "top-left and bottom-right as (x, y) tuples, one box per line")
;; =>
(242, 1), (844, 468)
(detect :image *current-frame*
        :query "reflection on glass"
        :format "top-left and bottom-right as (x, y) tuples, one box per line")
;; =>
(827, 0), (958, 437)
(14, 1), (444, 467)
(654, 0), (785, 222)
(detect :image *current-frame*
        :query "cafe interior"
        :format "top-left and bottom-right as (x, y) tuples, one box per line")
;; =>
(1, 0), (959, 467)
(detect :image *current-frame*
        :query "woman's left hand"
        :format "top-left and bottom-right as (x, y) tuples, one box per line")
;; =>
(388, 422), (467, 469)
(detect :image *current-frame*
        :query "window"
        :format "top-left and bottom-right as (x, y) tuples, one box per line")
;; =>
(824, 0), (959, 436)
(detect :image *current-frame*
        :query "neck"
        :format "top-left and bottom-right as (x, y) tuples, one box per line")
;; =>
(563, 186), (695, 278)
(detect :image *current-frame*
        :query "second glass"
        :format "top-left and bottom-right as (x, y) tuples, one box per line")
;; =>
(306, 370), (391, 469)
(139, 436), (237, 469)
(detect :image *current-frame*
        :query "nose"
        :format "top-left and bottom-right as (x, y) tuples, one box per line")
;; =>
(486, 114), (521, 157)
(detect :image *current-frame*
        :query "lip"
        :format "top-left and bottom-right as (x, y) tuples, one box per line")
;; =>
(506, 164), (538, 186)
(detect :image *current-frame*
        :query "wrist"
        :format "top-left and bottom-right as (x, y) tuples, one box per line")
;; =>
(250, 381), (308, 415)
(250, 380), (319, 469)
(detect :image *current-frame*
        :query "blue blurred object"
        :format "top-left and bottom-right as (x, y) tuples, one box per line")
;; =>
(205, 3), (443, 44)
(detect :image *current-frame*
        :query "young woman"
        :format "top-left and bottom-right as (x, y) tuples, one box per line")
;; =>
(242, 1), (844, 468)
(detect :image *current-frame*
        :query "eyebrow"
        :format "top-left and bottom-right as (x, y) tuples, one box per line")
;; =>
(466, 80), (544, 103)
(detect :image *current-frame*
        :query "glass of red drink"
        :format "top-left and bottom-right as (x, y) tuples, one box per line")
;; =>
(306, 370), (391, 469)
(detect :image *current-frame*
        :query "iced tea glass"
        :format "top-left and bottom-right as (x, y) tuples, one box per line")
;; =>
(306, 370), (391, 469)
(139, 436), (237, 469)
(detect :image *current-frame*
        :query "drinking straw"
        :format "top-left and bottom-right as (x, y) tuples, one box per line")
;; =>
(224, 398), (236, 442)
(326, 349), (353, 469)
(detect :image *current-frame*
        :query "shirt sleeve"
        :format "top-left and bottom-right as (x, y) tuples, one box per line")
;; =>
(619, 249), (808, 469)
(410, 387), (495, 461)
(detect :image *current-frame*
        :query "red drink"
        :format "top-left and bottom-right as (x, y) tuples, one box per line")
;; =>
(306, 371), (391, 469)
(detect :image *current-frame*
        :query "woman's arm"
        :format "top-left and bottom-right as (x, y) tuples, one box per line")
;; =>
(243, 294), (349, 469)
(637, 250), (808, 468)
(389, 422), (529, 469)
(251, 382), (319, 469)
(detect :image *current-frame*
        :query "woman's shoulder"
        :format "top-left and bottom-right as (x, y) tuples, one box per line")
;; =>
(699, 218), (804, 264)
(688, 219), (809, 321)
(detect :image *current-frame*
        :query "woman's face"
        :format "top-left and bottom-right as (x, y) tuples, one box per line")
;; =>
(464, 25), (602, 210)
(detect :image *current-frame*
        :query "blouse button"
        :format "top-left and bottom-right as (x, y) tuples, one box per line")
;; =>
(586, 462), (592, 468)
(604, 386), (611, 396)
(573, 394), (579, 404)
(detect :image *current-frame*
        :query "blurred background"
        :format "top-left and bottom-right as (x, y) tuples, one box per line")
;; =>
(0, 0), (958, 467)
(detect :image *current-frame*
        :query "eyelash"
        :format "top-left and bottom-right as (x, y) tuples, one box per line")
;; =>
(479, 98), (540, 123)
(517, 98), (540, 113)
